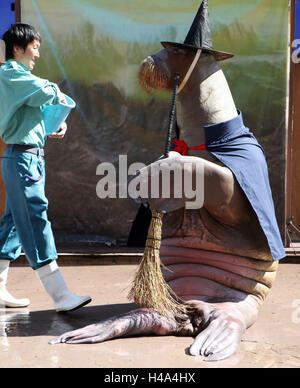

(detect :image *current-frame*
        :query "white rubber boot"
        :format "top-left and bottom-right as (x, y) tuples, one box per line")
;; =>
(0, 260), (30, 308)
(35, 261), (91, 312)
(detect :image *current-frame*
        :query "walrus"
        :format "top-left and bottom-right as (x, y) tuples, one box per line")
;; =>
(50, 1), (285, 361)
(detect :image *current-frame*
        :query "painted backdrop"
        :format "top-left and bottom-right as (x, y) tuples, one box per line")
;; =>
(21, 0), (288, 245)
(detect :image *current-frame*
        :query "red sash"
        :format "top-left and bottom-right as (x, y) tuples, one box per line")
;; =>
(171, 138), (206, 156)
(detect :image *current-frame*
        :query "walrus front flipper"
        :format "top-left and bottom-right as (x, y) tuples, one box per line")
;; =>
(49, 308), (193, 345)
(49, 303), (245, 361)
(188, 301), (246, 361)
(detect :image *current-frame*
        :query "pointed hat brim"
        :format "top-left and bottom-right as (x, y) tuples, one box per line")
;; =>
(160, 41), (234, 61)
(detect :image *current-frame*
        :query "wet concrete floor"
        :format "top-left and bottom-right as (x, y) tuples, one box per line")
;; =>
(1, 260), (300, 368)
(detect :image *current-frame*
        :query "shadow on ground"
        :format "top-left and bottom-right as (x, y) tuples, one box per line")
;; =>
(0, 303), (137, 338)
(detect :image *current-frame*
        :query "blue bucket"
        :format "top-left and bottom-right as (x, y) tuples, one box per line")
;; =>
(43, 94), (76, 136)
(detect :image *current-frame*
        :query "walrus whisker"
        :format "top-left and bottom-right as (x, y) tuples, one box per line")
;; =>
(138, 59), (169, 93)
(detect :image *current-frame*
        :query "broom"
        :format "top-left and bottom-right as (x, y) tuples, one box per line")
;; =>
(128, 73), (189, 318)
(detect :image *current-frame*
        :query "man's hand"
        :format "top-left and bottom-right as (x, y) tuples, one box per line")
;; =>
(49, 122), (67, 139)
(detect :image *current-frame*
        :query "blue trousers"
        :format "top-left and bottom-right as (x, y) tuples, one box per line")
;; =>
(0, 147), (57, 270)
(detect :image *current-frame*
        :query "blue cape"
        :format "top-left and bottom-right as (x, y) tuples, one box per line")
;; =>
(204, 111), (285, 261)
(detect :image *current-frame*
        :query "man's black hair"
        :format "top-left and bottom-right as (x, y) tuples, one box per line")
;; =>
(2, 23), (41, 60)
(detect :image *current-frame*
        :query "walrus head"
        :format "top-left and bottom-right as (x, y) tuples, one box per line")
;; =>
(138, 47), (199, 94)
(138, 1), (233, 94)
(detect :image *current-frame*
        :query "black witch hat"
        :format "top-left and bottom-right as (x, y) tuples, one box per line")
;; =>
(161, 0), (233, 61)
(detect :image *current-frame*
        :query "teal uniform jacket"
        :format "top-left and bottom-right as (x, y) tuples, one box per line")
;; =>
(0, 59), (60, 148)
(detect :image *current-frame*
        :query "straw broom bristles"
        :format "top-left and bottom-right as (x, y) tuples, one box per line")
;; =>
(128, 211), (188, 318)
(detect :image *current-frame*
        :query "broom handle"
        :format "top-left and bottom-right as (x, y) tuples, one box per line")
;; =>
(164, 73), (180, 158)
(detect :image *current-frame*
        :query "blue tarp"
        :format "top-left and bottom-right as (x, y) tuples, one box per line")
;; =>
(296, 0), (300, 40)
(0, 0), (16, 38)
